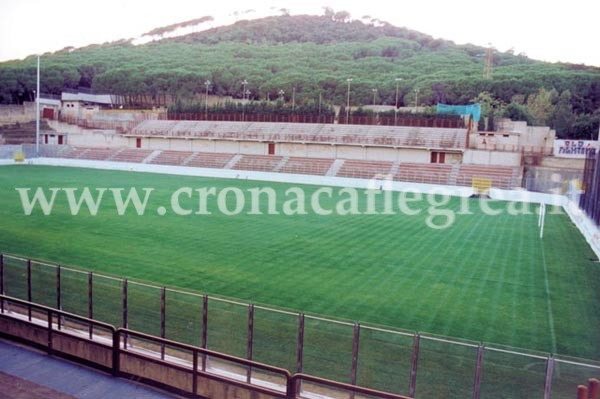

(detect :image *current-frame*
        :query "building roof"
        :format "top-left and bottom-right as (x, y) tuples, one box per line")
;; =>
(61, 92), (122, 106)
(130, 120), (467, 150)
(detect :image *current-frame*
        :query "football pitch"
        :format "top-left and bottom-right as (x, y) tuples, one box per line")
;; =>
(0, 164), (599, 363)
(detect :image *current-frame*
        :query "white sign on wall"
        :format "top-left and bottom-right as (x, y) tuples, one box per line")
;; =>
(554, 140), (598, 158)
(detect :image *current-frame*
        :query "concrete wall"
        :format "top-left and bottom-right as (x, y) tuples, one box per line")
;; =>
(398, 148), (430, 163)
(496, 118), (556, 150)
(278, 143), (308, 157)
(120, 352), (284, 399)
(0, 103), (35, 125)
(120, 352), (194, 393)
(463, 150), (521, 166)
(68, 131), (129, 147)
(168, 139), (193, 152)
(470, 131), (520, 151)
(336, 145), (366, 160)
(0, 313), (48, 346)
(540, 156), (585, 170)
(306, 144), (335, 158)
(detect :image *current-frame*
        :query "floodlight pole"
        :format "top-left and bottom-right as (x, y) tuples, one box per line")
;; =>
(204, 80), (210, 119)
(35, 54), (40, 157)
(394, 78), (403, 125)
(346, 78), (353, 123)
(414, 88), (420, 112)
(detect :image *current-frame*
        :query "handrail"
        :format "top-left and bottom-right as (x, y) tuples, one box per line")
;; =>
(0, 294), (410, 399)
(118, 327), (292, 378)
(0, 294), (115, 333)
(293, 373), (411, 399)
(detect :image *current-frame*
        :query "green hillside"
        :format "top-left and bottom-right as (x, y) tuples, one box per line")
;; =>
(1, 13), (599, 135)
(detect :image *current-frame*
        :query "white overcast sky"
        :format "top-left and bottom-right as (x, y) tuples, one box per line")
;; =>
(0, 0), (598, 66)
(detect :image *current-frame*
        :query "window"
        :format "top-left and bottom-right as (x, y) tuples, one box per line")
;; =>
(431, 151), (446, 164)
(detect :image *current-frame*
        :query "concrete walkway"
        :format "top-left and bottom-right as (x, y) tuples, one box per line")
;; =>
(0, 339), (179, 399)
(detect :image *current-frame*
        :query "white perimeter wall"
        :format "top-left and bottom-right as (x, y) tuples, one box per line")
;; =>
(463, 150), (521, 166)
(68, 130), (129, 147)
(5, 157), (597, 257)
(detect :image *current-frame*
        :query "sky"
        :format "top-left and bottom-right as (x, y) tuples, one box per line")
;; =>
(0, 0), (598, 66)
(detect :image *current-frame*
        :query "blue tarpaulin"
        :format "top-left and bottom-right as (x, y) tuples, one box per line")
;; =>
(437, 103), (481, 122)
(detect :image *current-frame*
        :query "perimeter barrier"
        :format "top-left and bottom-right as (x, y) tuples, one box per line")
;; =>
(1, 253), (599, 398)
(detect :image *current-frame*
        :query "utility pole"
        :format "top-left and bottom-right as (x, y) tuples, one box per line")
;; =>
(372, 88), (377, 106)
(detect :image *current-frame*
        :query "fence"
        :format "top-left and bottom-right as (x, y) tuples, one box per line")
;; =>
(166, 112), (335, 124)
(468, 143), (554, 155)
(58, 113), (160, 133)
(0, 295), (409, 399)
(0, 253), (599, 398)
(580, 149), (600, 225)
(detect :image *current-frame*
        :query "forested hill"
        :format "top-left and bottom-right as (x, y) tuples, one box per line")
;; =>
(1, 14), (599, 136)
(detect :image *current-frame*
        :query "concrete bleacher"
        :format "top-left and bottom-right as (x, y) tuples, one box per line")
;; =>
(77, 147), (117, 161)
(130, 120), (467, 150)
(394, 163), (454, 185)
(57, 146), (94, 159)
(150, 150), (193, 166)
(279, 157), (333, 176)
(110, 148), (154, 163)
(336, 160), (394, 179)
(44, 145), (521, 188)
(455, 164), (518, 189)
(185, 152), (234, 169)
(233, 155), (284, 172)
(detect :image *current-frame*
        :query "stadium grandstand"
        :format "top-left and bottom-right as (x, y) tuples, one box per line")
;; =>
(3, 101), (598, 399)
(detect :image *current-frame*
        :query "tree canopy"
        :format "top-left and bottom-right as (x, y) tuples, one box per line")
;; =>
(0, 13), (599, 136)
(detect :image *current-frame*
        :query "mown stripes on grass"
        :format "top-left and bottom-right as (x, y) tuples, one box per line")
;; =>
(0, 165), (598, 364)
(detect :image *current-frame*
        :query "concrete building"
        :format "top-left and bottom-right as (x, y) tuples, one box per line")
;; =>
(61, 91), (124, 120)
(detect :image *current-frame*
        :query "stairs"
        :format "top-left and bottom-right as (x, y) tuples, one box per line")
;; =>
(106, 148), (125, 161)
(142, 150), (162, 164)
(182, 152), (199, 166)
(273, 156), (290, 173)
(448, 164), (460, 186)
(326, 159), (345, 177)
(224, 154), (243, 169)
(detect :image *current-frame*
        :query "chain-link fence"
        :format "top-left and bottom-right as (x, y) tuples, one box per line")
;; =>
(1, 252), (598, 398)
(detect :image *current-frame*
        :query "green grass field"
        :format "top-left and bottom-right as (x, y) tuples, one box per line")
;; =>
(1, 164), (599, 367)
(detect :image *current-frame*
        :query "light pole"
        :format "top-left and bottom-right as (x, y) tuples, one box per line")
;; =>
(372, 88), (378, 106)
(278, 89), (285, 102)
(318, 91), (322, 123)
(414, 88), (420, 112)
(394, 78), (403, 125)
(292, 86), (296, 113)
(346, 78), (353, 123)
(243, 89), (251, 121)
(241, 79), (248, 100)
(35, 54), (40, 156)
(204, 80), (211, 119)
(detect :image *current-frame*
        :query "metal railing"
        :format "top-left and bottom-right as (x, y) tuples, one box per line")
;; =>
(0, 294), (410, 399)
(1, 253), (599, 399)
